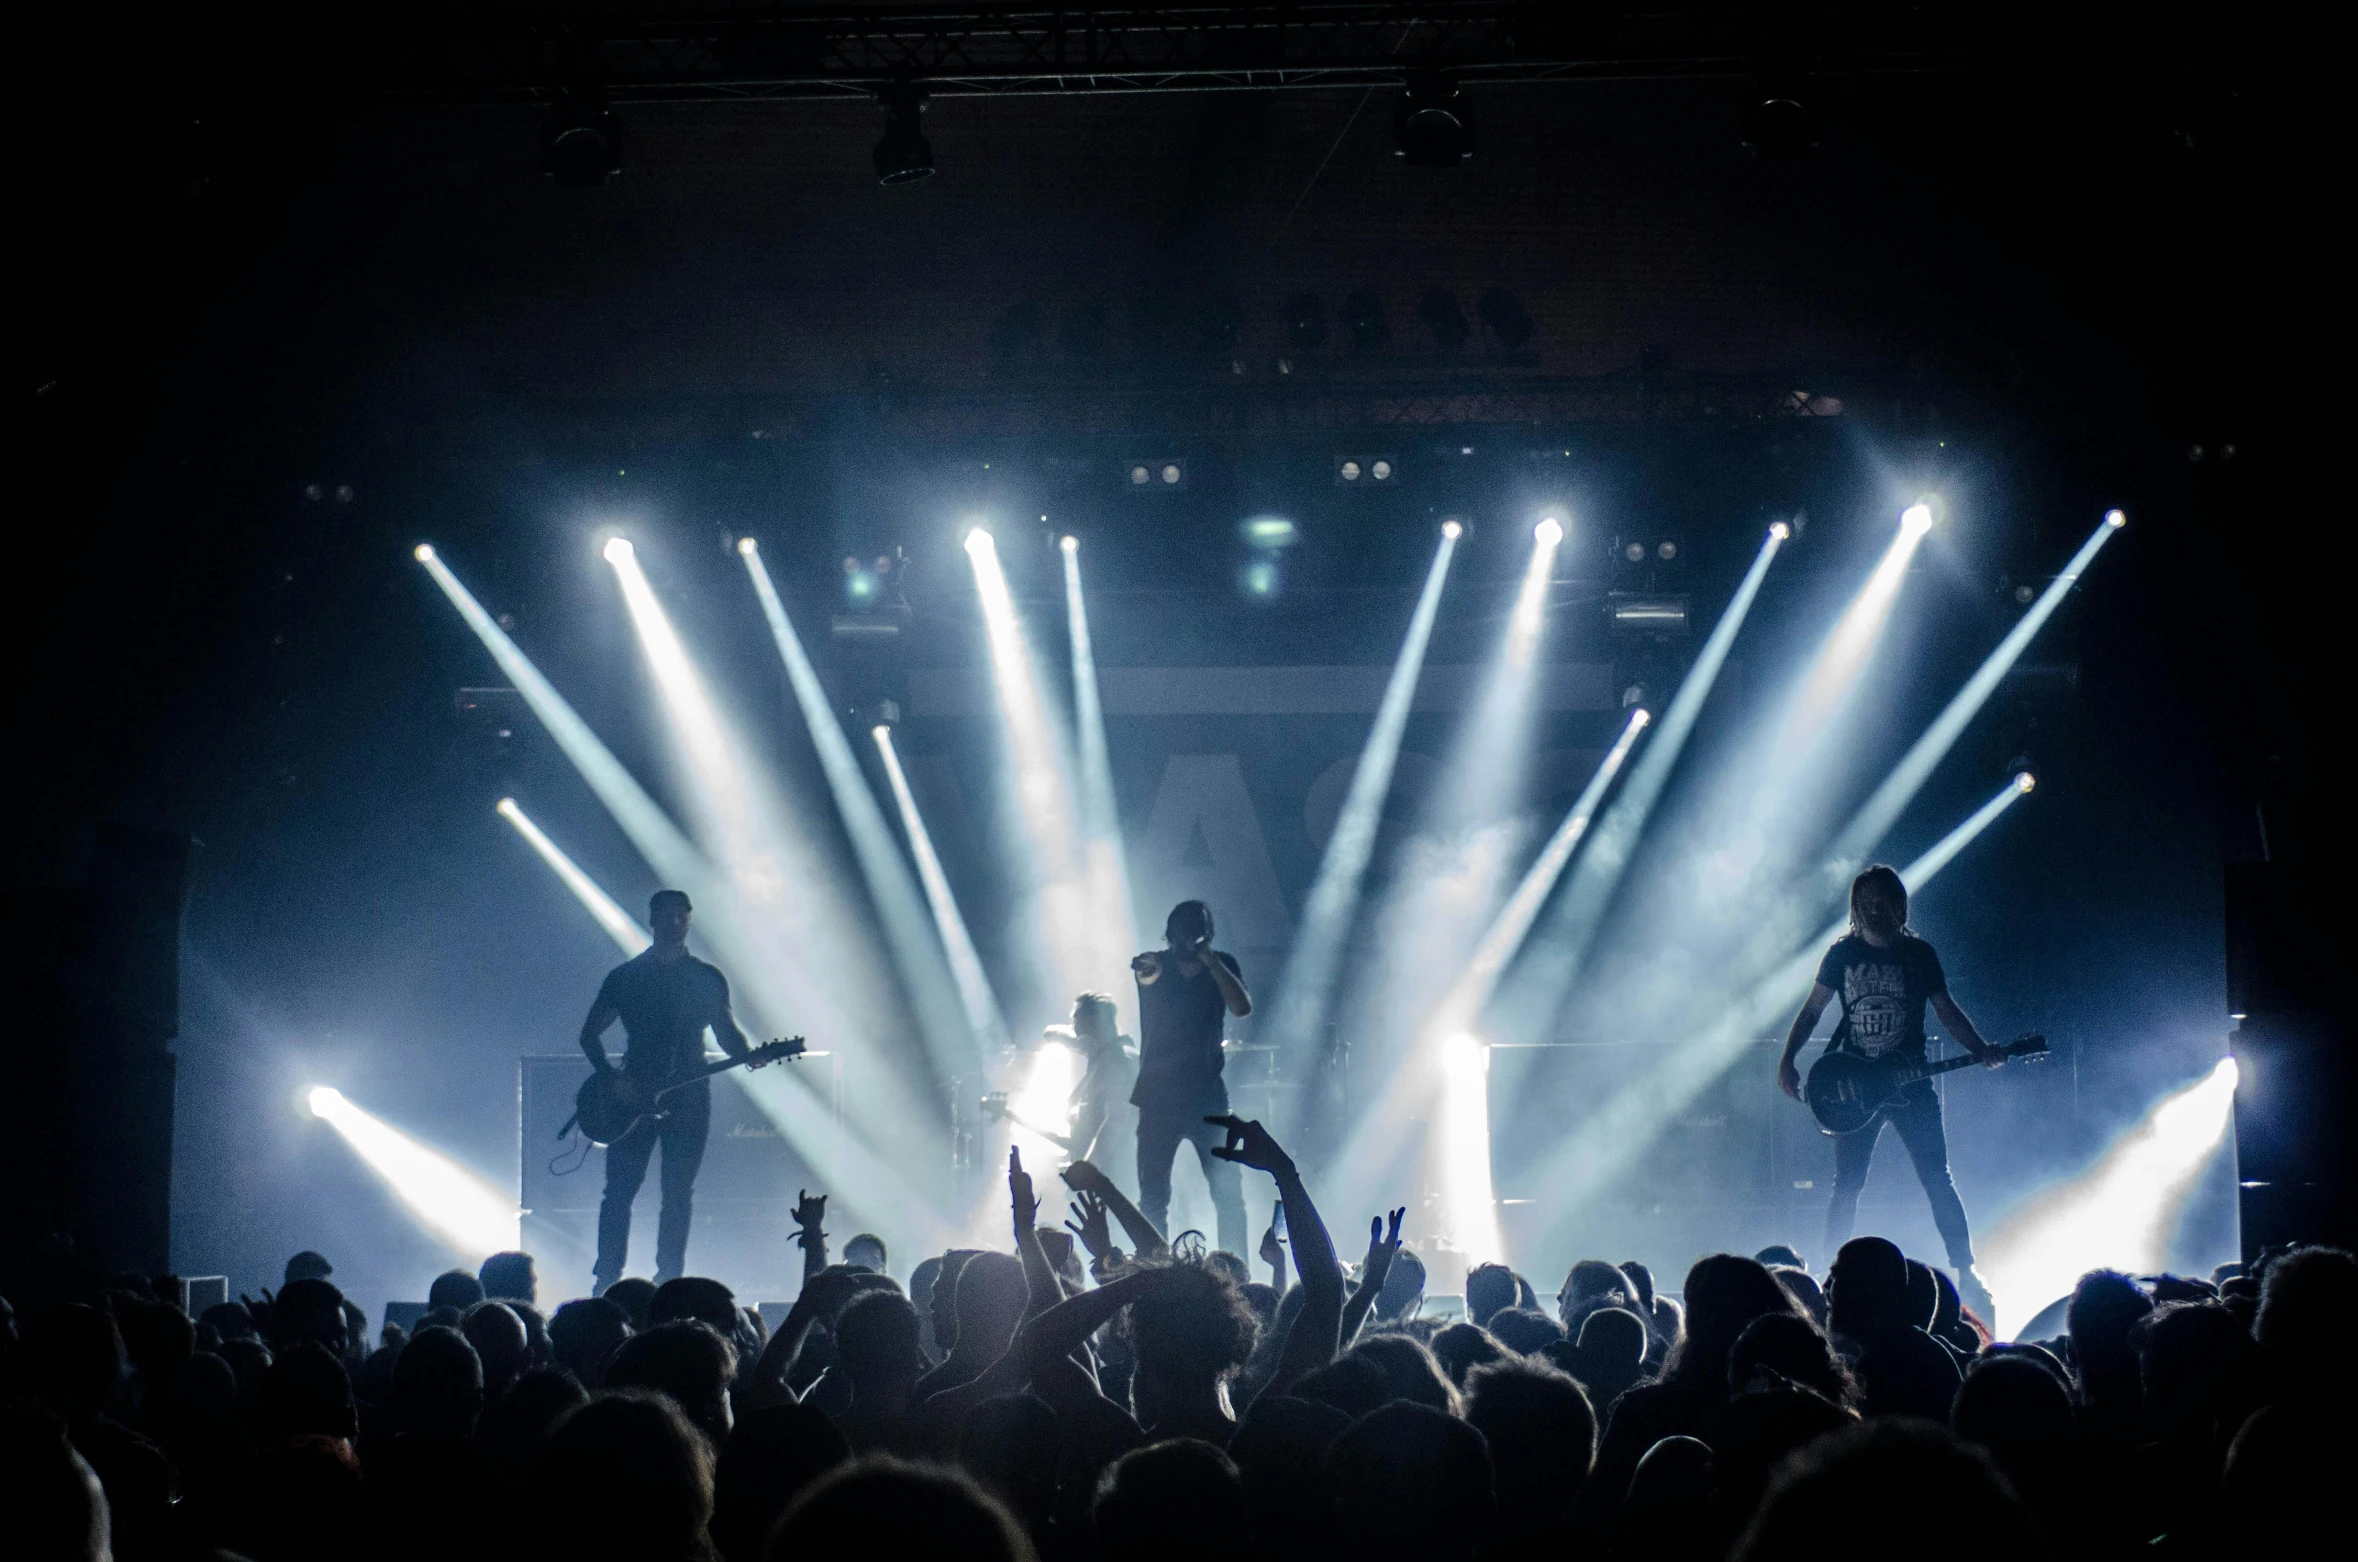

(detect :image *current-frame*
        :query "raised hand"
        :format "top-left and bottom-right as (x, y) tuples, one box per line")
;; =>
(1066, 1190), (1114, 1262)
(1009, 1146), (1039, 1234)
(1259, 1221), (1285, 1270)
(791, 1188), (828, 1246)
(1060, 1158), (1112, 1197)
(1205, 1114), (1296, 1175)
(1362, 1207), (1406, 1278)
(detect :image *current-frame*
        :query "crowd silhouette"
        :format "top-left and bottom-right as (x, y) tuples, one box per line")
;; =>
(6, 1113), (2351, 1561)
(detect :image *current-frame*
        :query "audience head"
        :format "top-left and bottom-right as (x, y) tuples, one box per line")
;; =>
(284, 1250), (336, 1285)
(1903, 1259), (1940, 1329)
(1377, 1247), (1428, 1320)
(1952, 1352), (2074, 1479)
(602, 1277), (657, 1330)
(713, 1401), (850, 1562)
(1737, 1418), (2036, 1561)
(1344, 1333), (1457, 1413)
(1557, 1259), (1630, 1327)
(428, 1268), (486, 1313)
(1620, 1261), (1657, 1311)
(28, 1303), (127, 1422)
(2255, 1244), (2358, 1399)
(394, 1324), (483, 1438)
(954, 1250), (1028, 1357)
(1326, 1401), (1495, 1562)
(1557, 1304), (1648, 1405)
(1713, 1387), (1857, 1527)
(270, 1277), (352, 1357)
(1128, 1261), (1256, 1424)
(200, 1300), (258, 1342)
(607, 1320), (737, 1447)
(1294, 1353), (1391, 1420)
(1728, 1311), (1854, 1405)
(650, 1276), (740, 1336)
(255, 1341), (359, 1442)
(1485, 1307), (1566, 1357)
(1230, 1395), (1351, 1540)
(2134, 1299), (2258, 1435)
(535, 1390), (717, 1562)
(2067, 1268), (2153, 1384)
(549, 1296), (632, 1388)
(1465, 1263), (1518, 1327)
(1625, 1434), (1717, 1555)
(1755, 1244), (1807, 1272)
(462, 1301), (530, 1400)
(1463, 1357), (1596, 1519)
(1773, 1266), (1830, 1329)
(1094, 1439), (1249, 1562)
(844, 1233), (889, 1275)
(478, 1251), (537, 1304)
(1665, 1254), (1798, 1391)
(480, 1365), (589, 1463)
(931, 1250), (982, 1353)
(766, 1457), (1034, 1562)
(1827, 1237), (1913, 1336)
(834, 1291), (923, 1400)
(1430, 1321), (1507, 1387)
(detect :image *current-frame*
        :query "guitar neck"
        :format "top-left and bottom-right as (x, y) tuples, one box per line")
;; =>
(1899, 1052), (1985, 1086)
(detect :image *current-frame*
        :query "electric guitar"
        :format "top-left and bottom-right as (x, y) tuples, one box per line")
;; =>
(1806, 1032), (2048, 1136)
(568, 1038), (807, 1146)
(979, 1091), (1105, 1159)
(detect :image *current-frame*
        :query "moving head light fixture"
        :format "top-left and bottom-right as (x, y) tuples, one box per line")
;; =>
(873, 82), (936, 184)
(541, 91), (622, 188)
(1394, 72), (1474, 167)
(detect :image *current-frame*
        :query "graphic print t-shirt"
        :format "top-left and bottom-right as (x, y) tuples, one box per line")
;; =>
(1132, 951), (1241, 1114)
(595, 951), (737, 1080)
(1815, 933), (1947, 1062)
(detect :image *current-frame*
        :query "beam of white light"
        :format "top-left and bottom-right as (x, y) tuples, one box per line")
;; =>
(1490, 523), (1787, 1031)
(1505, 777), (2034, 1252)
(1785, 504), (1933, 747)
(1062, 538), (1142, 1022)
(418, 546), (941, 1231)
(741, 539), (982, 1077)
(605, 540), (941, 1172)
(1980, 1056), (2238, 1338)
(1261, 527), (1459, 1052)
(1008, 1039), (1081, 1165)
(495, 798), (650, 955)
(416, 545), (708, 890)
(1331, 709), (1653, 1204)
(1438, 1033), (1504, 1264)
(309, 1086), (519, 1263)
(1818, 510), (2123, 893)
(875, 725), (1011, 1053)
(965, 528), (1103, 1008)
(1507, 519), (1564, 671)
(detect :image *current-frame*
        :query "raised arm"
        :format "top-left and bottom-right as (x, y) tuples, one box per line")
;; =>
(1063, 1160), (1168, 1259)
(1777, 983), (1835, 1100)
(1338, 1209), (1406, 1346)
(740, 1267), (858, 1410)
(1209, 1116), (1342, 1401)
(792, 1189), (829, 1282)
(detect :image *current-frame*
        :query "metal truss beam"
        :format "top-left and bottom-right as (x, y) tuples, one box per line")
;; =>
(380, 5), (1962, 106)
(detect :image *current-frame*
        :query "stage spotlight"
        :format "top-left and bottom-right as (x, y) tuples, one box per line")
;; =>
(495, 798), (650, 955)
(1243, 560), (1280, 597)
(2106, 508), (2127, 528)
(1442, 519), (1464, 539)
(873, 83), (936, 184)
(602, 537), (632, 563)
(1263, 525), (1459, 1054)
(541, 94), (622, 189)
(1535, 517), (1564, 546)
(1980, 1058), (2239, 1336)
(1770, 521), (1792, 541)
(1437, 1033), (1504, 1262)
(965, 527), (992, 552)
(308, 1086), (519, 1261)
(1060, 535), (1078, 553)
(1394, 73), (1474, 167)
(413, 543), (435, 562)
(1902, 502), (1934, 535)
(2016, 771), (2037, 793)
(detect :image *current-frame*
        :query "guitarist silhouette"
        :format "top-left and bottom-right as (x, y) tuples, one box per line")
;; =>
(1778, 864), (2005, 1322)
(579, 889), (769, 1293)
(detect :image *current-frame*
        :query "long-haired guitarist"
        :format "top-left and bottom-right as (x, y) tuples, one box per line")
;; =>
(1777, 865), (2004, 1303)
(579, 889), (764, 1293)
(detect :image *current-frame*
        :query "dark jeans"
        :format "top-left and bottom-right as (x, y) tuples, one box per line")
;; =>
(1824, 1079), (1976, 1269)
(1136, 1101), (1248, 1259)
(595, 1077), (711, 1288)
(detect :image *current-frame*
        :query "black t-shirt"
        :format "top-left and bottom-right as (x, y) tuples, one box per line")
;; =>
(1815, 933), (1947, 1062)
(595, 950), (738, 1079)
(1131, 950), (1240, 1113)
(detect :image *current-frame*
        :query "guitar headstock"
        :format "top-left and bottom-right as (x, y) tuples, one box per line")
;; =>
(2006, 1032), (2050, 1061)
(979, 1090), (1012, 1121)
(755, 1037), (809, 1064)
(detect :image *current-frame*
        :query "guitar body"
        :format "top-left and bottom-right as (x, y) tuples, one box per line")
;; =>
(571, 1037), (809, 1148)
(1806, 1033), (2049, 1136)
(574, 1071), (658, 1147)
(1805, 1053), (1897, 1136)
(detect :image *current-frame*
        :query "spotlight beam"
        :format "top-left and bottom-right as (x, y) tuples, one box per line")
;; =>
(1438, 1032), (1504, 1263)
(964, 529), (1099, 1008)
(741, 540), (984, 1079)
(1507, 776), (2034, 1251)
(1979, 1056), (2236, 1336)
(1062, 538), (1142, 1021)
(875, 725), (1012, 1055)
(416, 546), (940, 1227)
(1786, 503), (1933, 747)
(308, 1086), (518, 1262)
(495, 798), (650, 955)
(1492, 523), (1787, 1031)
(1262, 527), (1459, 1053)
